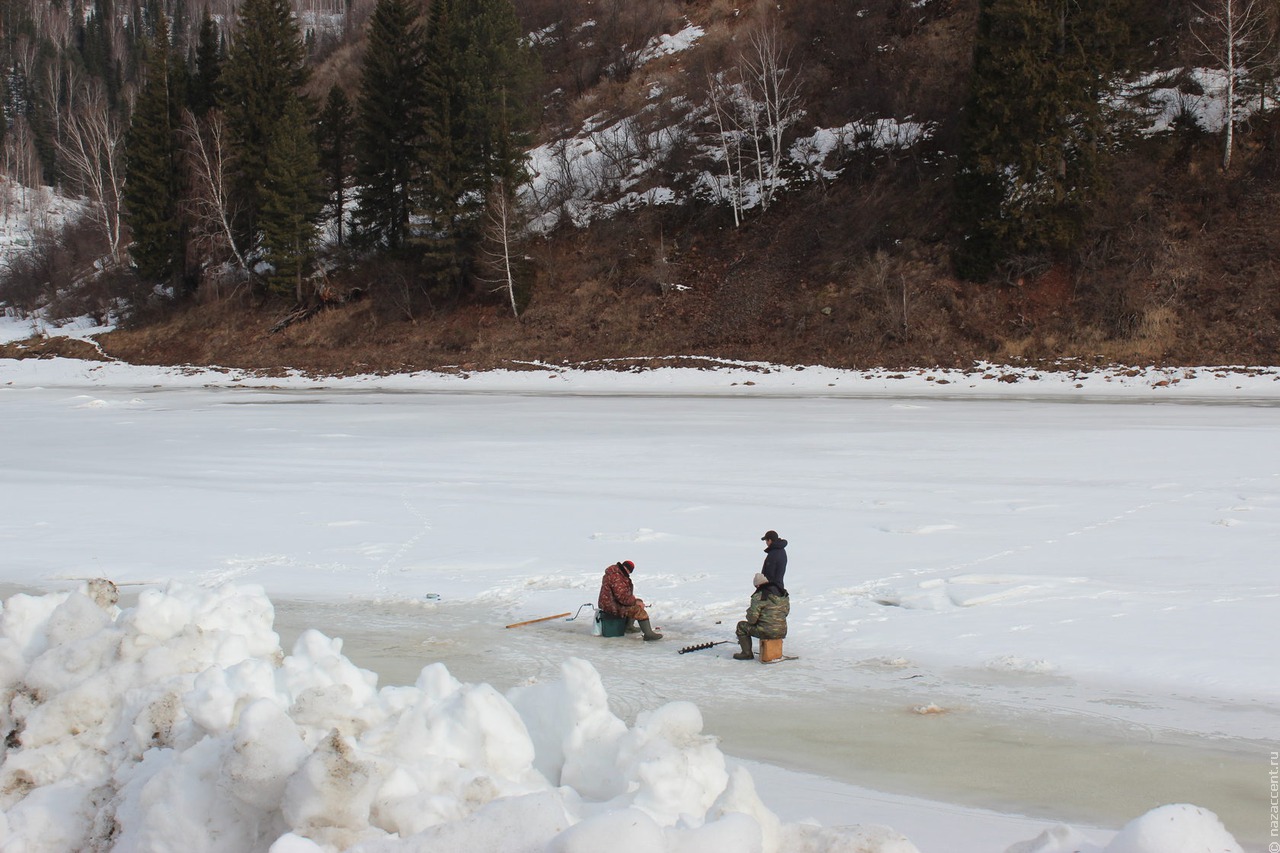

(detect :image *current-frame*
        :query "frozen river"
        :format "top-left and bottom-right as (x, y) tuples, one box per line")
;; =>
(269, 596), (1267, 848)
(1, 358), (1276, 850)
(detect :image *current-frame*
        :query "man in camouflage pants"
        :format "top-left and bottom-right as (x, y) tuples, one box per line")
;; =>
(735, 572), (790, 660)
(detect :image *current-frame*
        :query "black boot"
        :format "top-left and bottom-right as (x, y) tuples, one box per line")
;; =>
(624, 618), (641, 634)
(639, 619), (663, 641)
(733, 636), (754, 660)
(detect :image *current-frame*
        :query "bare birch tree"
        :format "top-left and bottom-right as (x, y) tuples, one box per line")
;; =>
(740, 27), (804, 212)
(3, 117), (43, 207)
(1193, 0), (1274, 170)
(705, 70), (745, 226)
(28, 2), (73, 50)
(478, 181), (529, 317)
(181, 109), (250, 280)
(43, 55), (82, 160)
(54, 81), (127, 264)
(703, 26), (804, 225)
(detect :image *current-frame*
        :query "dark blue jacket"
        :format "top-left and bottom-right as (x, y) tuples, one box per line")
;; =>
(762, 539), (788, 592)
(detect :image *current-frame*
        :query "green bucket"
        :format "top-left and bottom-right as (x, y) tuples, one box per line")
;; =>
(600, 615), (626, 637)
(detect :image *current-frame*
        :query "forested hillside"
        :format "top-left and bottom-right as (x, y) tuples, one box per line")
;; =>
(1, 0), (1278, 372)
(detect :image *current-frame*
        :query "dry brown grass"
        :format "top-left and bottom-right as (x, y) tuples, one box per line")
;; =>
(1087, 307), (1182, 363)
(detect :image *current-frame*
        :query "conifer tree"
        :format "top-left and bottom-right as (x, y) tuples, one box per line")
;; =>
(952, 0), (1130, 280)
(219, 0), (307, 259)
(189, 7), (224, 117)
(351, 0), (428, 251)
(29, 46), (61, 186)
(418, 0), (536, 292)
(259, 96), (323, 301)
(78, 2), (121, 110)
(123, 15), (186, 286)
(317, 84), (354, 247)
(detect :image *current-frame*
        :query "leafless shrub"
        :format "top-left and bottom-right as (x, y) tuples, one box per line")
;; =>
(532, 0), (680, 95)
(0, 235), (60, 316)
(525, 137), (586, 230)
(360, 255), (432, 323)
(1143, 238), (1203, 310)
(595, 0), (680, 82)
(0, 213), (159, 329)
(0, 217), (107, 316)
(996, 255), (1055, 289)
(58, 266), (157, 329)
(846, 251), (923, 343)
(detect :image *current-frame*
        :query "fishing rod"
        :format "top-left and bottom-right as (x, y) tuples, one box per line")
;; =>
(505, 611), (572, 628)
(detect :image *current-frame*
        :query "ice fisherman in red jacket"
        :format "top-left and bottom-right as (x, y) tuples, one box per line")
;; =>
(597, 560), (663, 640)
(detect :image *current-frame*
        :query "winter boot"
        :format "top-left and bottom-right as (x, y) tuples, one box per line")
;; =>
(733, 636), (754, 660)
(639, 619), (663, 641)
(624, 618), (641, 634)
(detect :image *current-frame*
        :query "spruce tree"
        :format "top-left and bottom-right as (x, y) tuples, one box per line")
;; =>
(29, 43), (60, 185)
(123, 16), (185, 286)
(219, 0), (307, 259)
(952, 0), (1130, 280)
(78, 2), (121, 109)
(418, 0), (536, 292)
(259, 96), (323, 301)
(351, 0), (429, 251)
(459, 0), (537, 191)
(188, 7), (224, 117)
(317, 84), (354, 247)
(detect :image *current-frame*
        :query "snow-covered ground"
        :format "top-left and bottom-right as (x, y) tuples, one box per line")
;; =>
(0, 178), (87, 274)
(0, 317), (1275, 852)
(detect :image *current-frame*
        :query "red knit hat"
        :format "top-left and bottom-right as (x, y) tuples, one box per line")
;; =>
(621, 560), (635, 571)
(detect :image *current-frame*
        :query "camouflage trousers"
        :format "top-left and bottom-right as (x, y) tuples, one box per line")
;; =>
(615, 603), (650, 621)
(736, 620), (784, 641)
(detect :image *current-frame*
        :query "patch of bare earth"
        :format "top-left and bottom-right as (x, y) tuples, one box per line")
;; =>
(0, 336), (109, 362)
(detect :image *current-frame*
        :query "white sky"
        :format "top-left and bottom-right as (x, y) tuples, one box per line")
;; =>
(0, 326), (1273, 851)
